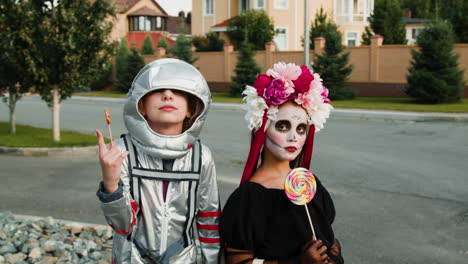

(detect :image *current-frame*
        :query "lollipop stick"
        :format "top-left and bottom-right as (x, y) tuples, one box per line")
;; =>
(107, 124), (113, 143)
(304, 205), (316, 240)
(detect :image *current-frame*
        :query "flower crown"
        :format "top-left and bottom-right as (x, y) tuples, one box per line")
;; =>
(242, 62), (333, 132)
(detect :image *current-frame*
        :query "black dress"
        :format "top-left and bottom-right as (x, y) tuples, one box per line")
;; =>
(220, 176), (342, 262)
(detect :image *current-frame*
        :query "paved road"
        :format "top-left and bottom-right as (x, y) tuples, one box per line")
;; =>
(1, 97), (468, 263)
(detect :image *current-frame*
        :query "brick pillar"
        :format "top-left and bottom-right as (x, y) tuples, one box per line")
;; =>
(223, 43), (234, 82)
(157, 47), (166, 59)
(265, 42), (276, 69)
(370, 35), (383, 82)
(314, 37), (325, 56)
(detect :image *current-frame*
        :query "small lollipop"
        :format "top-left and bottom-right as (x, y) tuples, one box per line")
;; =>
(104, 108), (113, 143)
(285, 167), (317, 240)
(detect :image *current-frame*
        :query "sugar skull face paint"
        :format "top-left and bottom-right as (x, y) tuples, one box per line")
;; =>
(265, 102), (309, 161)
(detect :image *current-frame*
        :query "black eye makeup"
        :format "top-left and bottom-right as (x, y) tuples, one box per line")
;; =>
(275, 120), (291, 132)
(297, 123), (307, 135)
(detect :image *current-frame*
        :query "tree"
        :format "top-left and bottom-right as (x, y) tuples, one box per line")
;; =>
(172, 25), (198, 64)
(118, 48), (145, 93)
(230, 42), (261, 96)
(406, 21), (465, 103)
(193, 32), (225, 52)
(227, 9), (275, 50)
(116, 39), (131, 92)
(27, 0), (115, 141)
(313, 23), (354, 100)
(368, 0), (407, 44)
(309, 8), (332, 49)
(361, 26), (374, 45)
(0, 0), (35, 134)
(140, 35), (155, 55)
(445, 0), (468, 43)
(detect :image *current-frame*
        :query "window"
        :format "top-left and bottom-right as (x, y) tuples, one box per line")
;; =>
(129, 16), (166, 31)
(205, 0), (214, 16)
(412, 28), (422, 39)
(240, 0), (250, 12)
(274, 27), (288, 50)
(346, 31), (358, 46)
(274, 0), (288, 9)
(254, 0), (265, 9)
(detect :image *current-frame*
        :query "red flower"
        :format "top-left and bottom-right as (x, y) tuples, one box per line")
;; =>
(292, 66), (314, 95)
(253, 74), (272, 96)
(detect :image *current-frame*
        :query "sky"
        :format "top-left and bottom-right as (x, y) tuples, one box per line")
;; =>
(156, 0), (192, 16)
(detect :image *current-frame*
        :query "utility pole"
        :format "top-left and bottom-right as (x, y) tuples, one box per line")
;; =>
(304, 0), (310, 68)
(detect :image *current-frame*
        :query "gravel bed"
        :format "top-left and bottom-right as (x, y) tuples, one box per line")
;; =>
(0, 211), (113, 264)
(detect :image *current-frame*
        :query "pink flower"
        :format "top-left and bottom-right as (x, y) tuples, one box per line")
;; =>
(253, 74), (272, 96)
(321, 86), (330, 103)
(292, 66), (315, 95)
(263, 79), (290, 105)
(266, 62), (302, 83)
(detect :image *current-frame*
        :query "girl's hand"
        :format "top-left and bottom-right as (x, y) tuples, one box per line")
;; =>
(299, 239), (328, 264)
(96, 129), (128, 193)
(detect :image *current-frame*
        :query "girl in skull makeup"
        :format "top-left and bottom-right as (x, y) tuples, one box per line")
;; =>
(220, 62), (344, 264)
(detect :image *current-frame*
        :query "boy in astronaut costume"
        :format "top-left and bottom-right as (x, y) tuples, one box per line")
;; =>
(96, 59), (221, 263)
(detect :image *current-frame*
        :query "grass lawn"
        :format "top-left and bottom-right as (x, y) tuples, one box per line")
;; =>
(332, 97), (468, 113)
(74, 91), (468, 113)
(0, 122), (106, 148)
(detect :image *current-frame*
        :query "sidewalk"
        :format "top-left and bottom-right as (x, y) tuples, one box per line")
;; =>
(72, 95), (468, 123)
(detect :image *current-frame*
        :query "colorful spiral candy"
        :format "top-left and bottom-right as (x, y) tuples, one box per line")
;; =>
(284, 168), (316, 205)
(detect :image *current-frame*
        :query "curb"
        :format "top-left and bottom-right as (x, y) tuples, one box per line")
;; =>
(70, 96), (468, 122)
(13, 213), (108, 229)
(0, 145), (98, 157)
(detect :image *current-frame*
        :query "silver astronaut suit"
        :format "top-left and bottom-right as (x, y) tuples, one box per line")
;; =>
(97, 59), (221, 264)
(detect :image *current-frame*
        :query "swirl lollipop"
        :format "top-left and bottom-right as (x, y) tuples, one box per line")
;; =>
(285, 167), (317, 239)
(104, 108), (113, 143)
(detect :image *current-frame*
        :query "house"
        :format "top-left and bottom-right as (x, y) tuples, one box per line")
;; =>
(192, 0), (375, 50)
(403, 9), (431, 45)
(110, 0), (192, 50)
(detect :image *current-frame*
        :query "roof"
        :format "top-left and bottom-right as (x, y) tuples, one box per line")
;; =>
(211, 17), (236, 32)
(128, 6), (167, 16)
(167, 16), (191, 35)
(115, 0), (168, 16)
(126, 32), (175, 50)
(114, 0), (139, 13)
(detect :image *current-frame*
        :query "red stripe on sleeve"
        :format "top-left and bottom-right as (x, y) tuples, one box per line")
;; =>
(196, 223), (219, 230)
(108, 224), (131, 235)
(199, 236), (221, 243)
(197, 211), (221, 217)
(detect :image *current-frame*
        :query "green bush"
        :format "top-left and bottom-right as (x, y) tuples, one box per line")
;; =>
(140, 35), (155, 55)
(193, 32), (225, 52)
(406, 21), (465, 103)
(117, 48), (145, 92)
(230, 42), (260, 96)
(158, 38), (168, 49)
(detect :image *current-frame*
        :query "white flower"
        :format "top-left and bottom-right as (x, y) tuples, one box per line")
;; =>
(309, 103), (334, 132)
(267, 105), (279, 121)
(242, 85), (258, 102)
(243, 95), (268, 131)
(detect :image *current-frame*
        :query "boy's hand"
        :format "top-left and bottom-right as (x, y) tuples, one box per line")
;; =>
(299, 239), (328, 264)
(96, 129), (129, 193)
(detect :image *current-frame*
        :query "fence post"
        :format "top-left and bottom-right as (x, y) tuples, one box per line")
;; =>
(157, 47), (166, 59)
(370, 35), (383, 82)
(265, 42), (276, 70)
(314, 37), (325, 56)
(223, 43), (234, 82)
